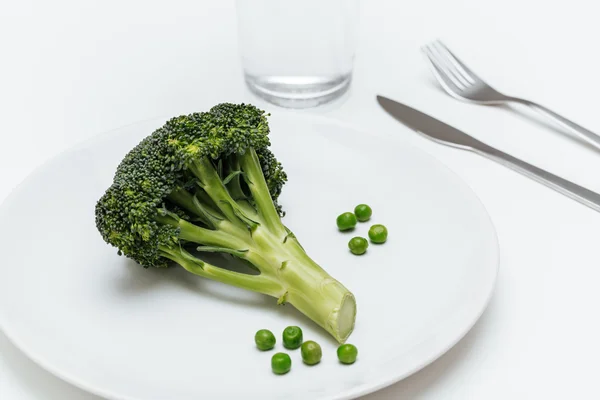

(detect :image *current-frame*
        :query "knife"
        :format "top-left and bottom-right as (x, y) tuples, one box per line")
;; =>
(377, 95), (600, 213)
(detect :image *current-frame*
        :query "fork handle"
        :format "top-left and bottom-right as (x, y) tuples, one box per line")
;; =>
(474, 144), (600, 213)
(512, 98), (600, 150)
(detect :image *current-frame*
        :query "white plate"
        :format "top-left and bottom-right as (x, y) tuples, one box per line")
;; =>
(0, 113), (498, 400)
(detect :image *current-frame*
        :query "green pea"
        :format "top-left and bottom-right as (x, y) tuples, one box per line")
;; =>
(368, 224), (388, 244)
(354, 204), (372, 222)
(348, 236), (368, 255)
(336, 212), (357, 231)
(254, 329), (276, 351)
(337, 344), (358, 364)
(300, 340), (322, 365)
(271, 352), (292, 375)
(282, 326), (303, 349)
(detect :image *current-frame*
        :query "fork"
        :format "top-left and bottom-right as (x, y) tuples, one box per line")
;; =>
(422, 40), (600, 151)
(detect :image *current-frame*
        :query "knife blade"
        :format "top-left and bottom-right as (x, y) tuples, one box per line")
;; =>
(376, 94), (600, 213)
(376, 95), (487, 150)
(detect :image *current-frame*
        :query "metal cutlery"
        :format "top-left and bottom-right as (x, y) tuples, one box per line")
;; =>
(376, 95), (600, 213)
(422, 40), (600, 151)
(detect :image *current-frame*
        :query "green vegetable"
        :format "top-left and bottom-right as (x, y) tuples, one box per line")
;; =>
(282, 326), (303, 349)
(348, 237), (368, 255)
(301, 340), (322, 365)
(337, 212), (357, 231)
(95, 103), (356, 343)
(337, 344), (358, 364)
(354, 204), (372, 222)
(255, 329), (276, 351)
(271, 352), (292, 375)
(368, 224), (388, 244)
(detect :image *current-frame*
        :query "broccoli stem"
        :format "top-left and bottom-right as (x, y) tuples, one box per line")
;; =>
(190, 157), (259, 231)
(161, 152), (356, 342)
(167, 187), (213, 227)
(224, 156), (247, 201)
(156, 213), (250, 250)
(161, 220), (356, 343)
(159, 246), (283, 296)
(194, 189), (220, 214)
(176, 220), (356, 343)
(239, 149), (287, 237)
(190, 158), (240, 223)
(245, 227), (357, 343)
(178, 219), (250, 250)
(167, 187), (200, 215)
(276, 257), (356, 343)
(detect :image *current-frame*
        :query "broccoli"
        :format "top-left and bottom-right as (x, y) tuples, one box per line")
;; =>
(95, 103), (356, 343)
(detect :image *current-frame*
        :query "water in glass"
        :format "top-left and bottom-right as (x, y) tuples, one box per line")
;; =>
(236, 0), (359, 108)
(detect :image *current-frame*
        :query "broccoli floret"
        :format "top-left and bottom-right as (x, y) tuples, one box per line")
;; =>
(95, 103), (356, 343)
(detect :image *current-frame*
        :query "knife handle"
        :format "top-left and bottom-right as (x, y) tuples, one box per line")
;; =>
(475, 145), (600, 213)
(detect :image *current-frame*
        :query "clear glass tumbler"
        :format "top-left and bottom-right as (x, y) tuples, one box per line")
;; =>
(235, 0), (359, 108)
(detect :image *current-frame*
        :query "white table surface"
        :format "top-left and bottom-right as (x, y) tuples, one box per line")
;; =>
(2, 0), (600, 399)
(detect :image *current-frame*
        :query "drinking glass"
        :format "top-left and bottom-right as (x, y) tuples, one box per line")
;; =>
(235, 0), (359, 108)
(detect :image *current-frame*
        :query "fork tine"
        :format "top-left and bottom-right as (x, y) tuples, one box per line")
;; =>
(423, 45), (470, 90)
(432, 40), (478, 85)
(422, 45), (463, 89)
(426, 43), (473, 88)
(422, 46), (470, 100)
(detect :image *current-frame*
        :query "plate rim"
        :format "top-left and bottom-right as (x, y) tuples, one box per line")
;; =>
(0, 111), (499, 400)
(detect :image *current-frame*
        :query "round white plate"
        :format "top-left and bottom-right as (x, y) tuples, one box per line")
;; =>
(0, 113), (498, 400)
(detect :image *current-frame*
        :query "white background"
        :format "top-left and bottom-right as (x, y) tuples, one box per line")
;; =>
(1, 0), (600, 399)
